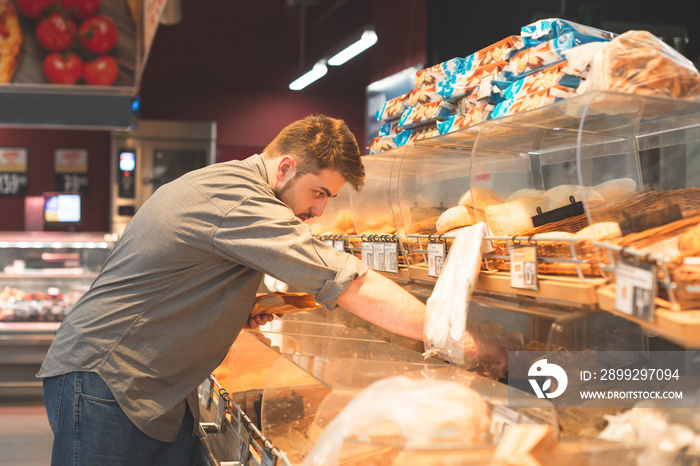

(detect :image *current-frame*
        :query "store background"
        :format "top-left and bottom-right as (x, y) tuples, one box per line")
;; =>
(0, 0), (697, 232)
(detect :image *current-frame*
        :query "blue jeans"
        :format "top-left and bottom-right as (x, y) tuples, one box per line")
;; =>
(43, 371), (196, 466)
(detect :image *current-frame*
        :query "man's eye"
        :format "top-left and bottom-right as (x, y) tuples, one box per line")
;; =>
(314, 191), (325, 198)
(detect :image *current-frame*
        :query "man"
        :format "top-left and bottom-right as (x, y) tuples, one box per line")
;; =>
(38, 115), (427, 465)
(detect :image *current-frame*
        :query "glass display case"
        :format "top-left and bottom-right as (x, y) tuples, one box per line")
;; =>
(0, 231), (114, 398)
(347, 91), (700, 348)
(198, 313), (651, 465)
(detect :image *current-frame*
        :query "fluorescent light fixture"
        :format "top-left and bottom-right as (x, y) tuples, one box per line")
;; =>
(327, 29), (378, 66)
(289, 60), (328, 90)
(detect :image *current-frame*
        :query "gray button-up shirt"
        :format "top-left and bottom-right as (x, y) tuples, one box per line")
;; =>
(37, 154), (368, 442)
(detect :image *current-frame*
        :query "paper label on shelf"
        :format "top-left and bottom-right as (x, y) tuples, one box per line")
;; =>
(334, 240), (345, 253)
(361, 242), (373, 268)
(373, 242), (386, 271)
(238, 424), (251, 464)
(214, 392), (225, 431)
(384, 242), (399, 273)
(510, 245), (538, 291)
(427, 242), (446, 277)
(199, 378), (212, 410)
(614, 258), (657, 321)
(683, 256), (700, 266)
(490, 404), (520, 437)
(261, 448), (277, 466)
(324, 239), (334, 248)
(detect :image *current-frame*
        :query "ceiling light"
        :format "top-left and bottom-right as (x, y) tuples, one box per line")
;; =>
(327, 29), (378, 66)
(289, 60), (328, 91)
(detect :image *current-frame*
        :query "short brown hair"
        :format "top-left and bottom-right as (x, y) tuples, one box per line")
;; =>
(263, 115), (365, 191)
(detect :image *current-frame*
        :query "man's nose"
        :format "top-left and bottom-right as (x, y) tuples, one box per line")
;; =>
(310, 198), (328, 217)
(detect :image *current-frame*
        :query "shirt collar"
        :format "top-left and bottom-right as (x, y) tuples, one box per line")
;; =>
(244, 154), (269, 185)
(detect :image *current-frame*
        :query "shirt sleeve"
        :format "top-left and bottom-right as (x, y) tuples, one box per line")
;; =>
(211, 194), (368, 310)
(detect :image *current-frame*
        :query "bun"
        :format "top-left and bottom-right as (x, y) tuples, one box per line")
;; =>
(458, 187), (504, 211)
(507, 188), (545, 202)
(532, 231), (576, 241)
(436, 206), (477, 234)
(544, 185), (604, 209)
(574, 222), (622, 241)
(594, 178), (637, 204)
(679, 225), (700, 255)
(485, 196), (551, 237)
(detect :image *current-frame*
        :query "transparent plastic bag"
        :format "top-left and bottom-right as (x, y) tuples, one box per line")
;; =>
(302, 375), (489, 466)
(423, 222), (489, 365)
(575, 30), (700, 99)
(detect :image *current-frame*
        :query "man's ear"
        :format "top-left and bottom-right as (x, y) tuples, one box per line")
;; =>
(277, 155), (296, 182)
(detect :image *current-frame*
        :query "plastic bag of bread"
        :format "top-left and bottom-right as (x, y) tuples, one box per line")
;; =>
(576, 30), (700, 99)
(303, 375), (489, 466)
(424, 223), (489, 365)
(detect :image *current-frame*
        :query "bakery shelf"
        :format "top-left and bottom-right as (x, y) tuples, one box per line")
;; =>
(597, 284), (700, 349)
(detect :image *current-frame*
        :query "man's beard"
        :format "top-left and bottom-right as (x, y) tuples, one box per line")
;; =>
(274, 176), (314, 221)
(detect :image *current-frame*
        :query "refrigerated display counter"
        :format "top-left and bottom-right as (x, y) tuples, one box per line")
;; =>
(0, 231), (114, 398)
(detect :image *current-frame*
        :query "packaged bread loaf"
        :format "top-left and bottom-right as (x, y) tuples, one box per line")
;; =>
(521, 18), (616, 48)
(464, 35), (525, 71)
(415, 57), (466, 88)
(576, 30), (700, 99)
(437, 104), (492, 134)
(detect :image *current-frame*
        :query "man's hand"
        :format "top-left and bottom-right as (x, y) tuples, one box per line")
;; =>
(465, 332), (521, 378)
(244, 313), (275, 330)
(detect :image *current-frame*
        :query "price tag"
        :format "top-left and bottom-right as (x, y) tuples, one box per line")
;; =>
(261, 448), (277, 466)
(333, 240), (345, 253)
(373, 242), (385, 271)
(490, 404), (520, 438)
(199, 378), (212, 409)
(427, 242), (445, 277)
(614, 258), (657, 321)
(361, 242), (373, 268)
(214, 392), (225, 431)
(510, 245), (538, 291)
(323, 239), (334, 248)
(0, 173), (29, 196)
(384, 242), (399, 273)
(238, 424), (251, 465)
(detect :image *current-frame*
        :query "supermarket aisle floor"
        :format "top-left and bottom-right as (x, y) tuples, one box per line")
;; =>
(0, 400), (53, 466)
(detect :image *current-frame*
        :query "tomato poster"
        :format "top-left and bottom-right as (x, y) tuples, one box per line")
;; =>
(54, 148), (89, 195)
(0, 148), (29, 196)
(2, 0), (138, 88)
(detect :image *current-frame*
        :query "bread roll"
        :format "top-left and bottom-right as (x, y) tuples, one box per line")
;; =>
(679, 225), (700, 255)
(574, 222), (622, 241)
(532, 231), (576, 241)
(594, 178), (637, 204)
(485, 196), (551, 237)
(458, 186), (504, 211)
(507, 188), (545, 202)
(436, 206), (477, 234)
(544, 184), (604, 209)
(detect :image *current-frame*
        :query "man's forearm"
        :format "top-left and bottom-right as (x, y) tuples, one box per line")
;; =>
(336, 270), (425, 340)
